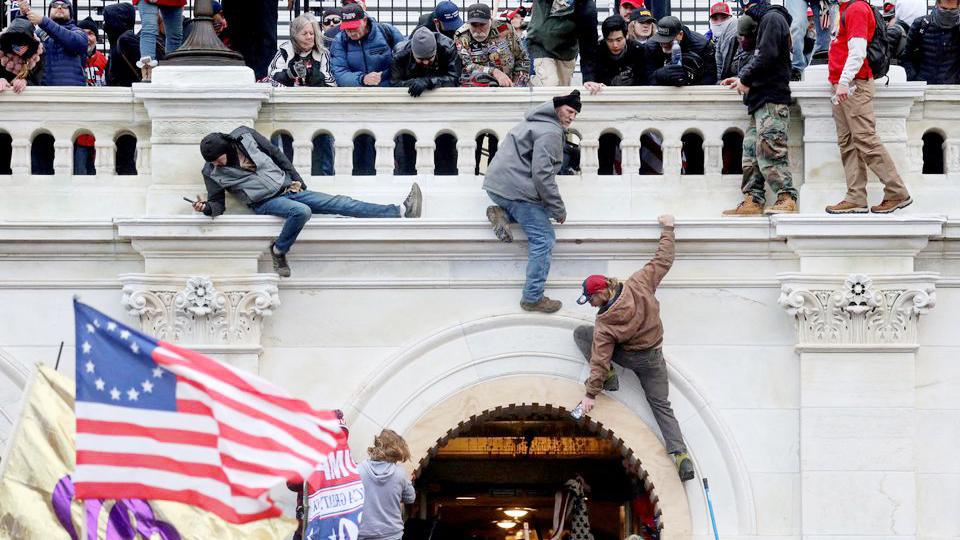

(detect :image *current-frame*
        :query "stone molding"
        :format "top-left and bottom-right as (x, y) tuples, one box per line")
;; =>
(120, 274), (280, 348)
(778, 273), (937, 351)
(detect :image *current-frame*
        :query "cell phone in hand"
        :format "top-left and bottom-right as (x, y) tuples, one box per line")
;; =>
(183, 197), (195, 204)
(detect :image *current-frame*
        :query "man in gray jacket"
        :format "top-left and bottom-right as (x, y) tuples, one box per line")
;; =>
(194, 126), (422, 278)
(483, 90), (580, 313)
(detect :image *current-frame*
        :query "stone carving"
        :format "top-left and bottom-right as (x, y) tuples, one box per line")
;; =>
(121, 276), (279, 346)
(779, 274), (935, 346)
(150, 120), (251, 144)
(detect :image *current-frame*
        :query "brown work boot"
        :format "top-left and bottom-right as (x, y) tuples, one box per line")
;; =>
(486, 205), (513, 243)
(825, 200), (868, 214)
(765, 193), (798, 215)
(870, 196), (913, 214)
(722, 196), (763, 217)
(520, 296), (562, 313)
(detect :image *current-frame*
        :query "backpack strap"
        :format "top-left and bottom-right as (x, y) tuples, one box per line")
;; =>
(379, 23), (397, 49)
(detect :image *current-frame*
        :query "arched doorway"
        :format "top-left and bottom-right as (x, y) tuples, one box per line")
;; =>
(411, 404), (661, 540)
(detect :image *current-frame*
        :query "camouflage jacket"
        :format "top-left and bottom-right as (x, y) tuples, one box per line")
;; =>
(454, 23), (530, 86)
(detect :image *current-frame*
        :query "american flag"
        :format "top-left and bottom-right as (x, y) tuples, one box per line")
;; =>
(72, 300), (345, 524)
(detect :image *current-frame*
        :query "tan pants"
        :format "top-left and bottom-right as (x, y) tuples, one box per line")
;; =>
(831, 78), (910, 206)
(531, 57), (576, 87)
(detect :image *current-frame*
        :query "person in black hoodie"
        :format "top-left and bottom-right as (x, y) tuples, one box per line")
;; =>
(584, 14), (649, 92)
(720, 0), (797, 216)
(103, 2), (138, 86)
(646, 16), (717, 85)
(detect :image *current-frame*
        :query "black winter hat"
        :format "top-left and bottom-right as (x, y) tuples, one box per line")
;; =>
(0, 18), (39, 58)
(78, 17), (99, 37)
(200, 133), (233, 162)
(553, 90), (582, 113)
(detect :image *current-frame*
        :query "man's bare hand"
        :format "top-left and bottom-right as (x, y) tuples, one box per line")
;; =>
(658, 214), (675, 227)
(25, 10), (42, 25)
(721, 76), (749, 95)
(834, 83), (849, 104)
(0, 79), (10, 93)
(11, 78), (26, 94)
(363, 72), (382, 86)
(492, 69), (513, 87)
(192, 195), (207, 213)
(579, 396), (595, 414)
(584, 81), (605, 95)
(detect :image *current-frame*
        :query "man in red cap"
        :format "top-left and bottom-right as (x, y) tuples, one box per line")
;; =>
(572, 214), (695, 482)
(618, 0), (644, 20)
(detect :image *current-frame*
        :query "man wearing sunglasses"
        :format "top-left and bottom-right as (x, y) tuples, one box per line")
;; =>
(19, 0), (87, 86)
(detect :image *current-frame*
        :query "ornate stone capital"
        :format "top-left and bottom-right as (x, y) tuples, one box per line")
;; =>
(778, 273), (936, 351)
(120, 275), (280, 350)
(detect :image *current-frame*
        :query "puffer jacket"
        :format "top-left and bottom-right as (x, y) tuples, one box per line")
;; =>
(38, 14), (87, 86)
(583, 227), (674, 398)
(902, 13), (960, 84)
(526, 0), (599, 80)
(330, 18), (405, 87)
(482, 101), (566, 221)
(390, 31), (460, 88)
(646, 26), (717, 85)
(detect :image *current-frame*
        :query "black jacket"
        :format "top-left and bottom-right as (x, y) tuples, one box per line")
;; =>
(902, 15), (960, 84)
(887, 19), (909, 63)
(201, 126), (304, 217)
(646, 26), (717, 86)
(0, 18), (44, 86)
(585, 39), (649, 85)
(738, 5), (792, 114)
(390, 31), (461, 89)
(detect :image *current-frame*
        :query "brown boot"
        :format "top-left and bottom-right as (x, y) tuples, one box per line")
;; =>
(765, 193), (798, 215)
(486, 205), (513, 243)
(722, 196), (763, 217)
(870, 196), (913, 214)
(520, 296), (562, 313)
(825, 200), (868, 214)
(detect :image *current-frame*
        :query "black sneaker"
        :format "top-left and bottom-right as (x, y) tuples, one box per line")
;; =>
(603, 369), (619, 392)
(403, 183), (422, 218)
(673, 452), (696, 482)
(270, 242), (291, 278)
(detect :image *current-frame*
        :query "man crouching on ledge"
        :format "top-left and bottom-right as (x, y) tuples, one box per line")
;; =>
(573, 214), (695, 482)
(193, 126), (422, 278)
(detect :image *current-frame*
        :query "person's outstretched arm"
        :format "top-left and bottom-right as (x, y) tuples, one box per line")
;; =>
(629, 214), (675, 289)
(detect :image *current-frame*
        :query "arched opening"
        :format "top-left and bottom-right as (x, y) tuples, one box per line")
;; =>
(353, 133), (376, 176)
(412, 404), (660, 540)
(0, 132), (12, 175)
(475, 131), (499, 175)
(73, 131), (96, 176)
(598, 132), (622, 176)
(722, 129), (744, 175)
(681, 132), (704, 175)
(394, 132), (417, 176)
(115, 133), (138, 175)
(270, 130), (294, 162)
(31, 133), (55, 175)
(922, 130), (945, 174)
(434, 132), (458, 176)
(639, 131), (663, 175)
(312, 132), (335, 176)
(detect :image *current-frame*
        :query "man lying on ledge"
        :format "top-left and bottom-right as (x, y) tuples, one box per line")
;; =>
(193, 126), (422, 278)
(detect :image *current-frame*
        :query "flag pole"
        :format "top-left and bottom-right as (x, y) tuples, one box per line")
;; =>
(54, 341), (64, 371)
(301, 478), (309, 539)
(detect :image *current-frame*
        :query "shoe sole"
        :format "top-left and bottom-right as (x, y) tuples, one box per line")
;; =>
(825, 206), (869, 214)
(871, 197), (913, 214)
(520, 303), (562, 313)
(404, 183), (422, 218)
(764, 208), (798, 215)
(486, 206), (513, 243)
(722, 212), (763, 217)
(679, 469), (696, 482)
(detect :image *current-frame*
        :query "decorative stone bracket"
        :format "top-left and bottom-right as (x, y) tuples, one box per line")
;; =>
(120, 275), (280, 348)
(778, 273), (936, 350)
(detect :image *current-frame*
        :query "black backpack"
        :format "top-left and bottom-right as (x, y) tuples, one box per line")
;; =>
(840, 0), (890, 79)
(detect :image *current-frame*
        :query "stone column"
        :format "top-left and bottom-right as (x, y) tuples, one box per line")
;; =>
(10, 138), (29, 176)
(579, 139), (599, 176)
(456, 139), (476, 176)
(133, 66), (271, 215)
(774, 215), (943, 539)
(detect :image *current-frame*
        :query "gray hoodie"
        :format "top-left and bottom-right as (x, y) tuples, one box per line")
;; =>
(358, 460), (416, 540)
(482, 101), (567, 221)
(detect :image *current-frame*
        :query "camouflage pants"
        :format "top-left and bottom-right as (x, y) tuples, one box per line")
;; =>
(741, 103), (797, 204)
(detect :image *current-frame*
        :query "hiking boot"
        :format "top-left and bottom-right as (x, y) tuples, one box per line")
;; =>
(486, 205), (513, 243)
(722, 196), (763, 217)
(403, 182), (422, 218)
(603, 368), (619, 392)
(270, 242), (291, 278)
(765, 193), (798, 215)
(520, 296), (562, 313)
(870, 196), (913, 214)
(672, 452), (695, 482)
(825, 200), (868, 214)
(790, 68), (803, 82)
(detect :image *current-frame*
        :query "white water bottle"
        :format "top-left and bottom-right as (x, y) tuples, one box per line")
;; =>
(671, 39), (682, 65)
(570, 402), (585, 420)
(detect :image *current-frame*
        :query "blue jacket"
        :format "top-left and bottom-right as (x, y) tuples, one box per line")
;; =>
(330, 18), (405, 87)
(39, 16), (87, 86)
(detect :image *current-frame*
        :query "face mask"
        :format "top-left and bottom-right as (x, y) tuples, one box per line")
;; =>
(709, 17), (734, 37)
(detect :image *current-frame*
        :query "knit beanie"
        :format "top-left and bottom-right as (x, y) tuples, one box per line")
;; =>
(78, 17), (99, 37)
(200, 133), (233, 163)
(411, 27), (438, 59)
(553, 89), (582, 113)
(737, 13), (758, 36)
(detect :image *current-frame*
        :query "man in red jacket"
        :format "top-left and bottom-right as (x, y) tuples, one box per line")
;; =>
(825, 0), (912, 214)
(572, 214), (695, 481)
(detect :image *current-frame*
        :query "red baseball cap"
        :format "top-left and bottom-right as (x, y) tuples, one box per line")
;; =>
(340, 4), (367, 30)
(621, 0), (643, 9)
(709, 1), (731, 17)
(806, 6), (814, 16)
(577, 275), (608, 305)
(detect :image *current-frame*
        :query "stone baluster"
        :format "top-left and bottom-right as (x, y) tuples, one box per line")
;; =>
(415, 141), (435, 174)
(293, 140), (312, 175)
(620, 139), (641, 175)
(704, 139), (723, 176)
(53, 138), (72, 176)
(10, 138), (29, 176)
(662, 140), (682, 175)
(579, 138), (599, 175)
(136, 140), (151, 175)
(457, 139), (476, 176)
(95, 138), (116, 176)
(335, 141), (354, 175)
(375, 139), (394, 176)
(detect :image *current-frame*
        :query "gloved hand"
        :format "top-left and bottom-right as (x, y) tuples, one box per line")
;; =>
(655, 64), (688, 86)
(408, 79), (430, 97)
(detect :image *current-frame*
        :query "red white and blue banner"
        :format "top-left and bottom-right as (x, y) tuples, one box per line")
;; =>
(303, 425), (364, 540)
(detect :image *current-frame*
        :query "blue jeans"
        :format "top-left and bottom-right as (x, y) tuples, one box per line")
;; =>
(73, 144), (95, 175)
(254, 190), (400, 253)
(787, 0), (830, 71)
(312, 134), (334, 176)
(138, 2), (183, 61)
(487, 191), (556, 304)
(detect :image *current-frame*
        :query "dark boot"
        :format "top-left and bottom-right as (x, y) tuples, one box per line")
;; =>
(486, 205), (513, 242)
(673, 452), (695, 482)
(603, 368), (619, 391)
(270, 242), (291, 278)
(520, 296), (561, 313)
